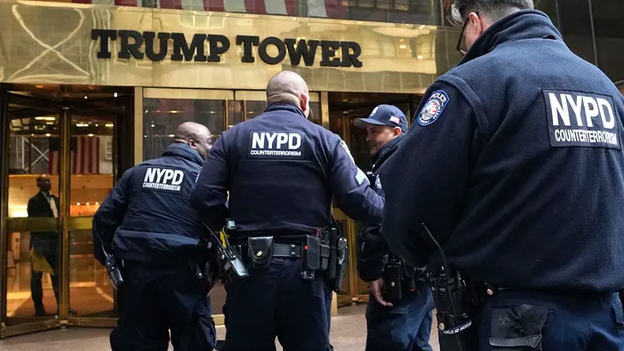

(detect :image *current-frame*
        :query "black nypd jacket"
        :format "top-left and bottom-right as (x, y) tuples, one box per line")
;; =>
(92, 143), (206, 265)
(191, 102), (384, 237)
(357, 135), (402, 282)
(380, 10), (624, 291)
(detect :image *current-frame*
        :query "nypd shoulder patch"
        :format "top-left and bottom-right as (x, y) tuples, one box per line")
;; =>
(417, 90), (450, 127)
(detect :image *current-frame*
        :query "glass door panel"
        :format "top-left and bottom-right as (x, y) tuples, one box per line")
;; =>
(143, 88), (233, 160)
(234, 91), (321, 125)
(68, 110), (118, 319)
(2, 93), (63, 333)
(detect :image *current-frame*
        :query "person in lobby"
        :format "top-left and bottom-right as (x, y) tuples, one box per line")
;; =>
(27, 174), (61, 317)
(355, 105), (434, 351)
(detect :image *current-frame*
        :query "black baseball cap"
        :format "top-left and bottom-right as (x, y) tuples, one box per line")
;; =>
(354, 104), (408, 132)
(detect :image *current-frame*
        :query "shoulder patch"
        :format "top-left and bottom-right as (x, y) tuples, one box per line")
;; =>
(339, 140), (356, 165)
(375, 175), (382, 189)
(417, 90), (450, 126)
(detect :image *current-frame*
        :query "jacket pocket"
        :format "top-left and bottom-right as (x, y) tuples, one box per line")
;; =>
(488, 304), (550, 351)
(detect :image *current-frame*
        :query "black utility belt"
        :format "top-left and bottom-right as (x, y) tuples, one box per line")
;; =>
(233, 233), (346, 284)
(234, 235), (331, 268)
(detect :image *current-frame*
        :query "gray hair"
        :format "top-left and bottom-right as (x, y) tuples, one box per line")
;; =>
(452, 0), (534, 23)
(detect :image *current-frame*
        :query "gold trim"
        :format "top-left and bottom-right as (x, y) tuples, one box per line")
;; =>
(309, 92), (320, 103)
(0, 320), (61, 338)
(134, 87), (143, 165)
(213, 314), (224, 325)
(60, 110), (70, 321)
(144, 88), (234, 100)
(5, 217), (60, 233)
(234, 91), (266, 101)
(68, 317), (117, 328)
(321, 92), (329, 129)
(67, 216), (93, 231)
(1, 91), (9, 326)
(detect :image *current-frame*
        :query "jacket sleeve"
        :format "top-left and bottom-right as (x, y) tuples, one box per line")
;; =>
(328, 139), (384, 222)
(191, 134), (230, 231)
(92, 169), (131, 265)
(358, 221), (389, 282)
(379, 80), (481, 268)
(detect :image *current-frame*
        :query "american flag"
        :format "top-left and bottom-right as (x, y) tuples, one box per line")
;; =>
(70, 0), (346, 18)
(48, 136), (101, 175)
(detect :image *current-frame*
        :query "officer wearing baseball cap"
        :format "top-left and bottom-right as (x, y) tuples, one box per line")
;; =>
(355, 105), (434, 351)
(354, 104), (408, 132)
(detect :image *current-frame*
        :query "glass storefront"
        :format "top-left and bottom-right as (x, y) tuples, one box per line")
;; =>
(536, 0), (624, 83)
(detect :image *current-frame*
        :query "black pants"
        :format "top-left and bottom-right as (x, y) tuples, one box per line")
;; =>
(224, 258), (333, 351)
(30, 238), (59, 311)
(110, 262), (216, 351)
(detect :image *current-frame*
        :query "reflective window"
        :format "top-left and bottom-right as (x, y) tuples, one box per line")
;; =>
(538, 0), (595, 64)
(143, 91), (230, 161)
(593, 0), (624, 82)
(31, 0), (442, 25)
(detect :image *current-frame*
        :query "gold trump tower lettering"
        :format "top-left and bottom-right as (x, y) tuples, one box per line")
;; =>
(91, 29), (364, 68)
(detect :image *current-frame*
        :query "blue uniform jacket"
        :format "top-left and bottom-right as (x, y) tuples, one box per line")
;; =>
(380, 10), (624, 291)
(357, 135), (402, 282)
(191, 102), (384, 236)
(93, 143), (207, 265)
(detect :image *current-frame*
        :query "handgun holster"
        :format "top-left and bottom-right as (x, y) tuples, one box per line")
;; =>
(247, 236), (275, 269)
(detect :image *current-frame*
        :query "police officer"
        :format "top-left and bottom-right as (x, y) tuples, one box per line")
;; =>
(355, 105), (434, 351)
(191, 70), (384, 351)
(93, 122), (216, 351)
(379, 1), (624, 350)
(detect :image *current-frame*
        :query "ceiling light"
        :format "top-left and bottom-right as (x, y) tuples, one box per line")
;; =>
(35, 116), (56, 121)
(114, 92), (118, 98)
(105, 123), (114, 128)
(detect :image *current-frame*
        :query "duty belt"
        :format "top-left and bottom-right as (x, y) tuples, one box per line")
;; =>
(273, 243), (302, 258)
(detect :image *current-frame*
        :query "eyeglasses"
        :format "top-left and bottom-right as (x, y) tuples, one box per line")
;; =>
(455, 11), (478, 56)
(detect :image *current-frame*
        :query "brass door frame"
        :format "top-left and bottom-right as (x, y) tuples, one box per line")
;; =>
(0, 91), (66, 337)
(0, 89), (134, 337)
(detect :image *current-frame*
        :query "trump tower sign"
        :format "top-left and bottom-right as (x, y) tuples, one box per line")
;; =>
(91, 30), (363, 68)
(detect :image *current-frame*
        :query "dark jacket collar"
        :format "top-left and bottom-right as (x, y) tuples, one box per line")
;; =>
(459, 10), (562, 66)
(162, 143), (204, 166)
(265, 102), (307, 118)
(372, 135), (404, 172)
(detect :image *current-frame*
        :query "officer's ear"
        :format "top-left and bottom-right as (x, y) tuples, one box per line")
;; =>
(393, 127), (403, 137)
(300, 93), (310, 118)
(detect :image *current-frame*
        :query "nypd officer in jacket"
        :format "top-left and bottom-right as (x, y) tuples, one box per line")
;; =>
(93, 122), (216, 351)
(380, 1), (624, 350)
(191, 70), (384, 351)
(355, 105), (434, 351)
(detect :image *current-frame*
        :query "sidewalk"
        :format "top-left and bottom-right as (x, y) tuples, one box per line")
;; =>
(0, 304), (440, 351)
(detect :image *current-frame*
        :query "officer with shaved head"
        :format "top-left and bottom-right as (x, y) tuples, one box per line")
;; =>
(192, 70), (384, 351)
(93, 121), (216, 351)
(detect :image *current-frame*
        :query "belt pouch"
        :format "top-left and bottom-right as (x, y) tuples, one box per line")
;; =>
(301, 235), (320, 280)
(247, 236), (274, 269)
(382, 262), (403, 301)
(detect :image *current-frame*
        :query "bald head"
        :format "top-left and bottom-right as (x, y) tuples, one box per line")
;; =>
(266, 71), (311, 118)
(36, 174), (51, 192)
(173, 121), (212, 160)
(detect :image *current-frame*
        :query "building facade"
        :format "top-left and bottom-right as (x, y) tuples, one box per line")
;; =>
(0, 0), (621, 339)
